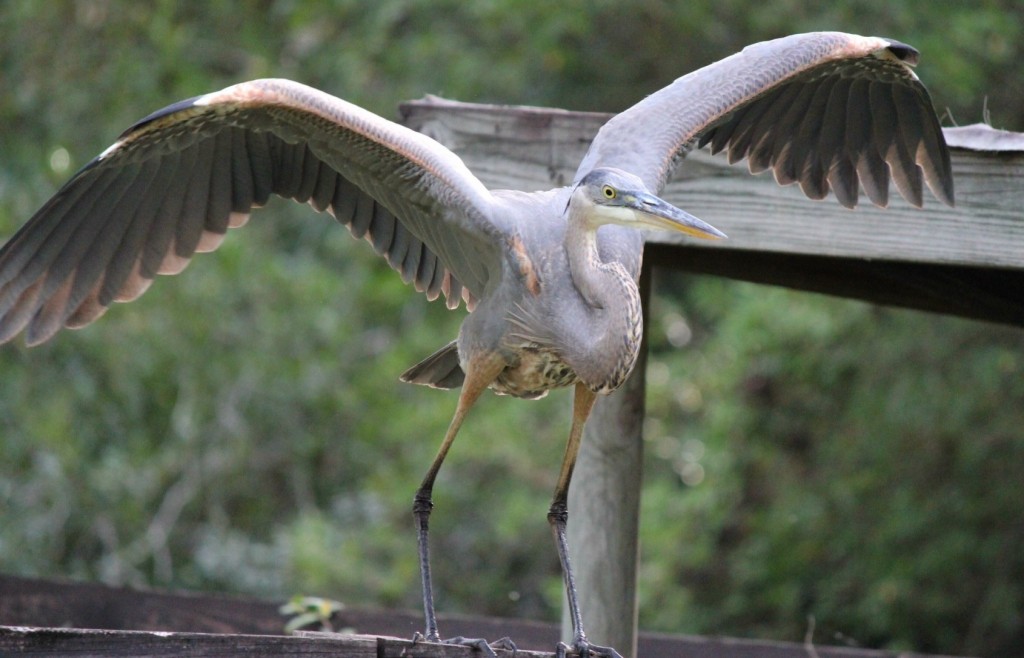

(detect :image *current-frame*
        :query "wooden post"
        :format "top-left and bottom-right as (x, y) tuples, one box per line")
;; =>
(562, 264), (652, 658)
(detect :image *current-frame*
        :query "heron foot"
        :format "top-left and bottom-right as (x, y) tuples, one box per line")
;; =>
(413, 632), (518, 657)
(556, 639), (623, 658)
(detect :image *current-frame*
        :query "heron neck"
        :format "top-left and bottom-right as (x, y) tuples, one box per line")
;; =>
(564, 214), (643, 392)
(566, 220), (613, 308)
(565, 198), (633, 308)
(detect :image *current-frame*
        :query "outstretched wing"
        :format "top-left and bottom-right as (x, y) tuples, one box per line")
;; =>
(0, 79), (508, 345)
(576, 32), (954, 209)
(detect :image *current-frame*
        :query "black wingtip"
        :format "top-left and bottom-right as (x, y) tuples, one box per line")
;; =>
(68, 96), (206, 185)
(117, 95), (205, 139)
(882, 39), (920, 66)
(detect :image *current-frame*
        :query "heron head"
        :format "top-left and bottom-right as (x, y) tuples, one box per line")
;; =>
(574, 168), (726, 240)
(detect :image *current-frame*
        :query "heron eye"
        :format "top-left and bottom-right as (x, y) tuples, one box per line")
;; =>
(602, 185), (616, 199)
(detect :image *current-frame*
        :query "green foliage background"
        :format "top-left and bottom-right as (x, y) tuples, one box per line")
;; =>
(1, 2), (1023, 656)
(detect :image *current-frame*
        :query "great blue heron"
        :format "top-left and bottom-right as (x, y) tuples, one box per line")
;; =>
(0, 32), (952, 657)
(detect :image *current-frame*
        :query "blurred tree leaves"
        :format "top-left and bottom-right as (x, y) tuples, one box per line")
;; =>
(1, 2), (1023, 657)
(642, 276), (1024, 655)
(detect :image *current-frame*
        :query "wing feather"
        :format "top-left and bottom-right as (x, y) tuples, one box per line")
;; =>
(817, 77), (856, 207)
(0, 79), (505, 344)
(893, 82), (953, 206)
(0, 164), (132, 343)
(272, 140), (303, 201)
(369, 200), (397, 256)
(309, 158), (338, 213)
(228, 128), (256, 212)
(204, 130), (235, 236)
(99, 156), (172, 305)
(724, 86), (784, 165)
(397, 234), (421, 286)
(246, 130), (274, 206)
(842, 78), (889, 207)
(29, 162), (154, 343)
(60, 157), (164, 329)
(145, 144), (195, 277)
(746, 82), (805, 174)
(771, 82), (822, 188)
(870, 80), (923, 207)
(793, 75), (840, 200)
(175, 136), (215, 261)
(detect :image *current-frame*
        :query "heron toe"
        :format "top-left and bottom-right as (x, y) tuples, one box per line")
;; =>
(556, 638), (623, 658)
(414, 632), (518, 658)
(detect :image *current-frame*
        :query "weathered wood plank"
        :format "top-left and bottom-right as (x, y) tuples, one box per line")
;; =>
(0, 624), (972, 658)
(945, 122), (1024, 150)
(0, 627), (534, 658)
(0, 576), (970, 658)
(297, 631), (545, 657)
(657, 148), (1024, 269)
(400, 96), (604, 190)
(0, 574), (553, 651)
(645, 246), (1024, 326)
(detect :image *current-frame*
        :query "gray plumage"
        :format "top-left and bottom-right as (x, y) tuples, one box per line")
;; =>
(0, 32), (954, 658)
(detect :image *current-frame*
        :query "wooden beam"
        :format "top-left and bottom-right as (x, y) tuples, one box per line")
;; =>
(654, 146), (1024, 269)
(0, 624), (970, 658)
(0, 576), (971, 657)
(0, 627), (535, 658)
(0, 574), (553, 651)
(646, 246), (1024, 327)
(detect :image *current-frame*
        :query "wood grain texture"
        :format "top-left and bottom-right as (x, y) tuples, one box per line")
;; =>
(657, 147), (1024, 268)
(0, 576), (969, 658)
(0, 574), (553, 651)
(0, 624), (971, 658)
(0, 627), (534, 658)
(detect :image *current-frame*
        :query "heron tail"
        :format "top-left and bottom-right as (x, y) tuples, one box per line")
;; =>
(400, 339), (465, 389)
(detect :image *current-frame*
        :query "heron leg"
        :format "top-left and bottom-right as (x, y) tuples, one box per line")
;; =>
(413, 351), (506, 646)
(549, 383), (622, 658)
